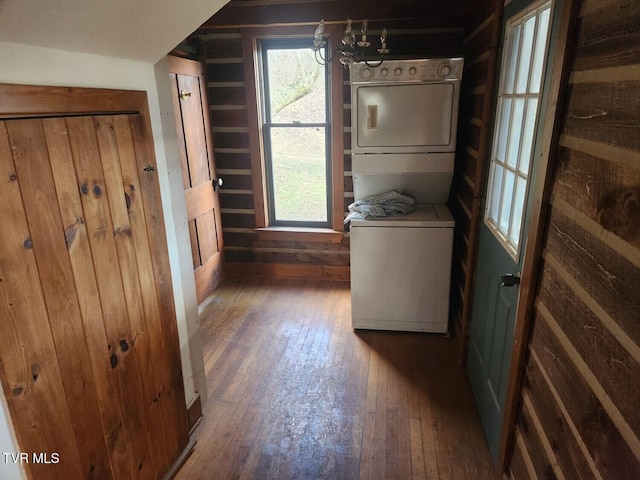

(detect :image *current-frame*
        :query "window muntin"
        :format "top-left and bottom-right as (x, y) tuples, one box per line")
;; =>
(259, 39), (331, 227)
(485, 2), (552, 259)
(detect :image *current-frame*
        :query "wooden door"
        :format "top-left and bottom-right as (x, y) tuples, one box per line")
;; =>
(0, 85), (189, 480)
(168, 56), (224, 304)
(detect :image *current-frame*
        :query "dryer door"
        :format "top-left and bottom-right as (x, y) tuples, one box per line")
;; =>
(353, 82), (457, 153)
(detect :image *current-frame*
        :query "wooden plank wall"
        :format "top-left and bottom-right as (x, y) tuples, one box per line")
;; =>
(450, 0), (502, 363)
(188, 9), (466, 279)
(507, 0), (640, 478)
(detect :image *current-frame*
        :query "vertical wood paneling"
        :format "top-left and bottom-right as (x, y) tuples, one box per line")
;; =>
(44, 117), (133, 479)
(67, 115), (157, 480)
(129, 113), (190, 458)
(9, 119), (113, 479)
(0, 85), (189, 480)
(112, 113), (186, 471)
(0, 121), (85, 480)
(96, 115), (171, 475)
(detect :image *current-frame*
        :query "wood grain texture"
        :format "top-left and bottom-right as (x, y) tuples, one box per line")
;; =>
(129, 113), (190, 457)
(169, 72), (193, 190)
(538, 257), (640, 446)
(565, 81), (640, 152)
(175, 278), (495, 480)
(527, 307), (640, 479)
(44, 117), (133, 479)
(67, 115), (157, 480)
(8, 119), (112, 479)
(545, 205), (640, 348)
(552, 145), (640, 223)
(0, 121), (85, 480)
(0, 84), (190, 480)
(573, 0), (640, 71)
(513, 398), (551, 480)
(505, 0), (640, 477)
(169, 56), (225, 303)
(97, 115), (173, 475)
(114, 114), (191, 469)
(0, 84), (146, 119)
(508, 434), (532, 480)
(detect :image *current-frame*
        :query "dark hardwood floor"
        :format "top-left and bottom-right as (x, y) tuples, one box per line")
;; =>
(175, 277), (496, 479)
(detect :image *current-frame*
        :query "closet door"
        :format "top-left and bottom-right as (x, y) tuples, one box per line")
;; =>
(0, 112), (188, 479)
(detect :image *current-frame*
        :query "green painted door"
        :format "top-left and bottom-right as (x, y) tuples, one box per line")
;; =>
(467, 0), (559, 461)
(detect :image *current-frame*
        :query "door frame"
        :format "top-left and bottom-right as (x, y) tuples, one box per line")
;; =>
(0, 83), (193, 477)
(495, 0), (580, 474)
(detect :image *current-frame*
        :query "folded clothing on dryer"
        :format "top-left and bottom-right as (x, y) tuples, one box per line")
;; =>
(344, 190), (415, 224)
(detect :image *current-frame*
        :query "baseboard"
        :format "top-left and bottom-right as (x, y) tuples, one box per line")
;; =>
(187, 394), (202, 435)
(226, 262), (350, 281)
(161, 437), (196, 480)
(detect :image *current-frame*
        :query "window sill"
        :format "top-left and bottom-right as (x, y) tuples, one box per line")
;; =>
(255, 227), (344, 243)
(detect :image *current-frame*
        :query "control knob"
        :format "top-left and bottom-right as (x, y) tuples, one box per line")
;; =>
(381, 68), (389, 77)
(360, 68), (373, 79)
(409, 67), (417, 75)
(394, 67), (402, 76)
(438, 63), (452, 78)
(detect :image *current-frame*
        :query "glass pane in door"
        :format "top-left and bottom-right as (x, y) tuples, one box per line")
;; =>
(485, 1), (553, 259)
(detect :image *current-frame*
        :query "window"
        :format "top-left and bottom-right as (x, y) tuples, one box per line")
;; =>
(258, 38), (331, 228)
(485, 1), (552, 259)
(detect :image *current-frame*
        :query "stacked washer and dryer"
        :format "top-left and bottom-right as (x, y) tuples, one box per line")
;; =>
(349, 58), (464, 333)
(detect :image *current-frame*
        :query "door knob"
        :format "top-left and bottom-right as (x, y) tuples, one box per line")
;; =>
(212, 177), (223, 191)
(501, 273), (521, 287)
(179, 90), (192, 100)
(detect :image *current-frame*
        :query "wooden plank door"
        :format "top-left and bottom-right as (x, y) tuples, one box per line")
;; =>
(0, 110), (189, 479)
(168, 56), (224, 304)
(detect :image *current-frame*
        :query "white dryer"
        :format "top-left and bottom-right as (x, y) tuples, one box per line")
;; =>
(349, 59), (463, 333)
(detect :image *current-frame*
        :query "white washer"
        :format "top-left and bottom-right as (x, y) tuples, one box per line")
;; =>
(350, 204), (454, 333)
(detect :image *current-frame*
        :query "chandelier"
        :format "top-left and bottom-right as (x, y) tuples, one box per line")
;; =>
(312, 19), (389, 67)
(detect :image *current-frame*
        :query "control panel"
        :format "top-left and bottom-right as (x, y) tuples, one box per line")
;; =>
(350, 58), (464, 84)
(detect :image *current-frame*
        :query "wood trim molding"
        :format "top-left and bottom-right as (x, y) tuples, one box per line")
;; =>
(160, 438), (197, 480)
(255, 227), (344, 243)
(241, 28), (269, 228)
(497, 0), (581, 475)
(186, 394), (203, 434)
(0, 84), (148, 119)
(226, 261), (349, 281)
(328, 25), (346, 232)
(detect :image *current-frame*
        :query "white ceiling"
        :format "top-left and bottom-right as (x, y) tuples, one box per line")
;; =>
(0, 0), (229, 63)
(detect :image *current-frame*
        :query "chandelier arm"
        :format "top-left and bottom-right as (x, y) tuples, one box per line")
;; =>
(314, 48), (328, 65)
(314, 46), (344, 66)
(363, 55), (385, 68)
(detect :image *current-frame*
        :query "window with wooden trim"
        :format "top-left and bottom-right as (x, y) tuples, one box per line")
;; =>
(243, 27), (344, 233)
(257, 38), (331, 228)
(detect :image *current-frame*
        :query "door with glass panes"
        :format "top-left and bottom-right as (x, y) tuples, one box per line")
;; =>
(467, 0), (557, 461)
